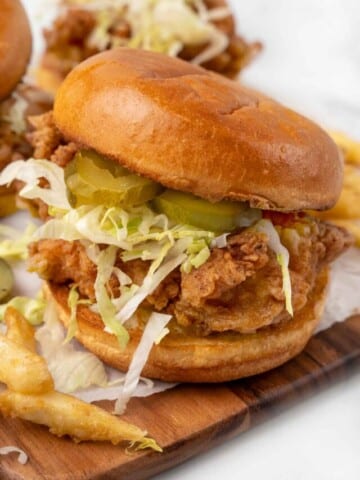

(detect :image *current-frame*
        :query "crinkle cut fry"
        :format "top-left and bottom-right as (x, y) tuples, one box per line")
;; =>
(0, 390), (161, 451)
(0, 306), (161, 452)
(0, 334), (54, 394)
(5, 306), (37, 352)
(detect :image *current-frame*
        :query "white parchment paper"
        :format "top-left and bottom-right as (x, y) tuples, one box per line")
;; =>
(318, 247), (360, 332)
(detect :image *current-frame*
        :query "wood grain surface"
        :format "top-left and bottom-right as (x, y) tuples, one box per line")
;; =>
(0, 315), (359, 480)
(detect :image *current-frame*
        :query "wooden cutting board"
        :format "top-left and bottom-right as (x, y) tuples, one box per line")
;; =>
(0, 315), (359, 480)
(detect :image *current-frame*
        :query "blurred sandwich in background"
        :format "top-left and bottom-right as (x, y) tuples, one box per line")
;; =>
(0, 0), (52, 217)
(36, 0), (261, 94)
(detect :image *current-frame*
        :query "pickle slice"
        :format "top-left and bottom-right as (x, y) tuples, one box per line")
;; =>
(0, 258), (14, 301)
(78, 150), (129, 177)
(152, 190), (248, 232)
(65, 150), (162, 208)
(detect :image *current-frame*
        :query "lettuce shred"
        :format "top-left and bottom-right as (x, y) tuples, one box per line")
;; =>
(36, 299), (108, 392)
(255, 219), (293, 315)
(3, 92), (28, 135)
(0, 446), (28, 465)
(92, 246), (130, 348)
(0, 223), (37, 260)
(0, 296), (46, 326)
(114, 311), (172, 414)
(0, 160), (70, 210)
(69, 0), (230, 64)
(64, 285), (92, 343)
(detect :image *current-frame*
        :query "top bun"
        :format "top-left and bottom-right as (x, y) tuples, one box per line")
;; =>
(0, 0), (32, 101)
(54, 48), (342, 211)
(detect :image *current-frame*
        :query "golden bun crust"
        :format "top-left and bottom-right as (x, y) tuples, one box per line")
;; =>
(54, 48), (342, 211)
(44, 268), (328, 383)
(34, 67), (60, 98)
(0, 0), (32, 100)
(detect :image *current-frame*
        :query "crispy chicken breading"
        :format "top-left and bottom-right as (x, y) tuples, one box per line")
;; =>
(28, 217), (352, 336)
(0, 85), (52, 172)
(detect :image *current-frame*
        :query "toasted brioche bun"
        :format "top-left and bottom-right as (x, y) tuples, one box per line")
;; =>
(35, 67), (62, 98)
(44, 267), (327, 383)
(54, 48), (342, 211)
(0, 0), (31, 100)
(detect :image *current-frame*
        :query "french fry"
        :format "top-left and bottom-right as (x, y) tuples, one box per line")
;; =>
(330, 131), (360, 165)
(314, 133), (360, 241)
(316, 165), (360, 220)
(0, 335), (54, 394)
(0, 306), (161, 451)
(4, 307), (36, 353)
(0, 390), (161, 451)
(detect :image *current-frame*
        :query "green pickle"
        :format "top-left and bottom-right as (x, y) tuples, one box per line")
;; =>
(152, 190), (247, 232)
(0, 258), (14, 302)
(65, 150), (162, 208)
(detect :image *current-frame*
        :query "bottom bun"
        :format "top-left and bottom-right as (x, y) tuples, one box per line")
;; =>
(44, 268), (328, 383)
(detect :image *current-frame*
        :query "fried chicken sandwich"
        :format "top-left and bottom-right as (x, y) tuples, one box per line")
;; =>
(37, 0), (260, 94)
(0, 0), (52, 216)
(0, 48), (352, 383)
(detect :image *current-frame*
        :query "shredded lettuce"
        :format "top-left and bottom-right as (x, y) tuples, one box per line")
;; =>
(0, 446), (28, 465)
(0, 160), (71, 210)
(128, 0), (229, 63)
(0, 223), (37, 260)
(255, 219), (293, 316)
(114, 312), (172, 414)
(93, 246), (130, 348)
(87, 9), (114, 50)
(2, 156), (257, 355)
(116, 250), (187, 324)
(64, 285), (91, 343)
(200, 5), (231, 22)
(68, 0), (230, 64)
(3, 92), (28, 135)
(36, 300), (108, 392)
(64, 285), (80, 343)
(190, 245), (210, 268)
(182, 238), (210, 273)
(211, 233), (230, 249)
(29, 200), (215, 336)
(0, 296), (46, 325)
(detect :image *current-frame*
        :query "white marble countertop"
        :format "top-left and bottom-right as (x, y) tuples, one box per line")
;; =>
(233, 0), (360, 139)
(23, 1), (360, 478)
